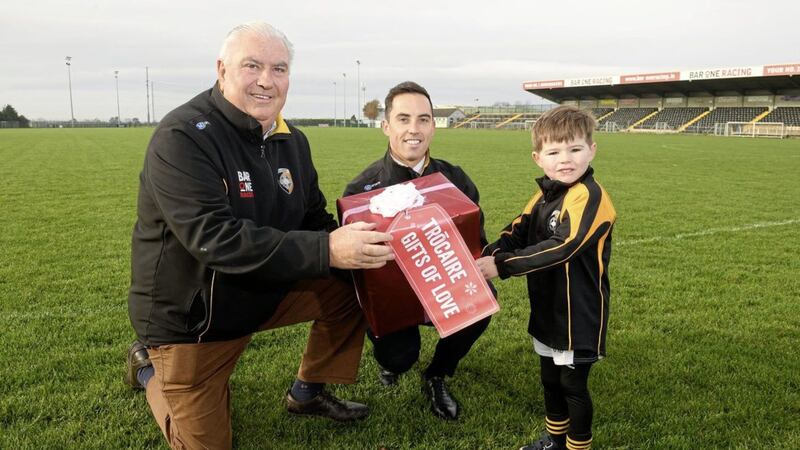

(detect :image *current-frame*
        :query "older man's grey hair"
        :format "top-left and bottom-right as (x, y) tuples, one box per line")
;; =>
(218, 22), (295, 67)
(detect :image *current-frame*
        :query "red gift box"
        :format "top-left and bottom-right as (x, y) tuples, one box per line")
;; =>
(336, 172), (486, 338)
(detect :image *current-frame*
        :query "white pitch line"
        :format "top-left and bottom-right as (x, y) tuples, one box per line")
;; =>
(617, 218), (800, 247)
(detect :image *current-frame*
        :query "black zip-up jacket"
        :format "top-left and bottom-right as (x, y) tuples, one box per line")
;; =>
(343, 150), (488, 249)
(482, 168), (616, 358)
(129, 85), (336, 345)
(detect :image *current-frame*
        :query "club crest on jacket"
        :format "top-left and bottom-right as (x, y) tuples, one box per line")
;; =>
(278, 168), (294, 194)
(548, 210), (560, 233)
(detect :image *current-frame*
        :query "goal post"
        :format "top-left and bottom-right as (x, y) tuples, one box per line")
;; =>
(599, 121), (621, 132)
(724, 122), (786, 138)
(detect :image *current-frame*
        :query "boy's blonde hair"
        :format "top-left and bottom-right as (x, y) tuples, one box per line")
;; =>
(532, 105), (596, 152)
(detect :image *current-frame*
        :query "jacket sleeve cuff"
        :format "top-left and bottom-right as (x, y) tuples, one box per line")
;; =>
(318, 231), (332, 276)
(494, 253), (513, 279)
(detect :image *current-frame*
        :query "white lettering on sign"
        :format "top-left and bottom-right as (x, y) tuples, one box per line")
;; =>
(430, 283), (459, 318)
(421, 265), (442, 283)
(411, 217), (463, 318)
(686, 67), (754, 80)
(422, 218), (468, 285)
(565, 76), (615, 87)
(401, 232), (431, 268)
(620, 72), (680, 84)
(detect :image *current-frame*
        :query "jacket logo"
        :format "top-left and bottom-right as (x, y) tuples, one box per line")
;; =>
(364, 181), (381, 192)
(237, 171), (254, 198)
(277, 168), (294, 194)
(196, 121), (210, 130)
(548, 210), (560, 233)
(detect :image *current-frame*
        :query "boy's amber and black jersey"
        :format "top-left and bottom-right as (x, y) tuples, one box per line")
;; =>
(482, 167), (616, 358)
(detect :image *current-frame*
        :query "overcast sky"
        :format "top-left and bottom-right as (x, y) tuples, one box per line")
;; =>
(3, 0), (798, 121)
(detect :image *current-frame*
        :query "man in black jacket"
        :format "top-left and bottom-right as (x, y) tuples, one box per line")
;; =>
(343, 81), (491, 420)
(125, 22), (394, 450)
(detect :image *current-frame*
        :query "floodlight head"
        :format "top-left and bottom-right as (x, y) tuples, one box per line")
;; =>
(65, 56), (72, 65)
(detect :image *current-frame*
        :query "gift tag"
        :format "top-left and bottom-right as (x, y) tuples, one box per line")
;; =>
(387, 204), (499, 338)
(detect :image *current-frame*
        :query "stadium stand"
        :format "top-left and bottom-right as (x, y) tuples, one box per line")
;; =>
(635, 107), (708, 130)
(688, 107), (768, 132)
(459, 113), (511, 129)
(454, 114), (481, 128)
(591, 108), (614, 119)
(759, 107), (800, 126)
(500, 112), (543, 129)
(456, 112), (544, 129)
(521, 63), (800, 137)
(597, 108), (657, 129)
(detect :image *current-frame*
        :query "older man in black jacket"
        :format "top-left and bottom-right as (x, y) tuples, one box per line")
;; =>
(125, 22), (394, 450)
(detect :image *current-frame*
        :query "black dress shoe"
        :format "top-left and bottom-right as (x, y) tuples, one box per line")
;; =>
(124, 341), (151, 390)
(285, 390), (369, 422)
(422, 375), (459, 420)
(378, 368), (399, 386)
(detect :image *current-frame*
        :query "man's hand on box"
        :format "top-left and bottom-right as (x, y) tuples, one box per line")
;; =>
(476, 256), (499, 280)
(329, 222), (395, 270)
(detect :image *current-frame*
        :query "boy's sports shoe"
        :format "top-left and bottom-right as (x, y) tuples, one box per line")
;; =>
(378, 367), (399, 386)
(519, 433), (562, 450)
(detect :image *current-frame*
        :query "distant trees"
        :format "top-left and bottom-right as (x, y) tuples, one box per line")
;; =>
(363, 99), (381, 121)
(0, 104), (29, 127)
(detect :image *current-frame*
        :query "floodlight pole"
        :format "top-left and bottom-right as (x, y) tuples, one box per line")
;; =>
(114, 71), (121, 127)
(356, 60), (361, 127)
(342, 73), (347, 127)
(145, 66), (151, 125)
(150, 81), (156, 123)
(333, 81), (337, 127)
(65, 56), (75, 127)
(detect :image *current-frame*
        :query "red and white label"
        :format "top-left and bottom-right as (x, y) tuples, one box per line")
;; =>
(620, 72), (680, 84)
(523, 80), (565, 89)
(237, 171), (254, 198)
(387, 204), (499, 338)
(763, 64), (800, 76)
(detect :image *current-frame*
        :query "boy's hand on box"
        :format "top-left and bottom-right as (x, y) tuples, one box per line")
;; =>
(329, 222), (395, 270)
(476, 256), (499, 280)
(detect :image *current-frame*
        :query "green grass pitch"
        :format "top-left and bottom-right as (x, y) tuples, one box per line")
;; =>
(1, 127), (799, 449)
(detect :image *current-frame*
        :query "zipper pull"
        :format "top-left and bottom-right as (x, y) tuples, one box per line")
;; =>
(260, 144), (266, 159)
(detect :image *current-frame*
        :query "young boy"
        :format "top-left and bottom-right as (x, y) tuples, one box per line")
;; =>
(476, 105), (616, 450)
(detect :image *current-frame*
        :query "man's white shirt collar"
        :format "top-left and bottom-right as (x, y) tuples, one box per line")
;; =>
(262, 121), (277, 140)
(390, 154), (425, 175)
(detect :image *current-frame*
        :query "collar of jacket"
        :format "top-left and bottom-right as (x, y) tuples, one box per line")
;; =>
(536, 166), (594, 198)
(382, 145), (431, 178)
(210, 83), (291, 141)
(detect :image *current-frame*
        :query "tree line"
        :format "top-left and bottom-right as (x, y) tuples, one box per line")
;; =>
(1, 104), (30, 127)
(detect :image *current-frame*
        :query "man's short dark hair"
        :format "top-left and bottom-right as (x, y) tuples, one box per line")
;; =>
(384, 81), (433, 118)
